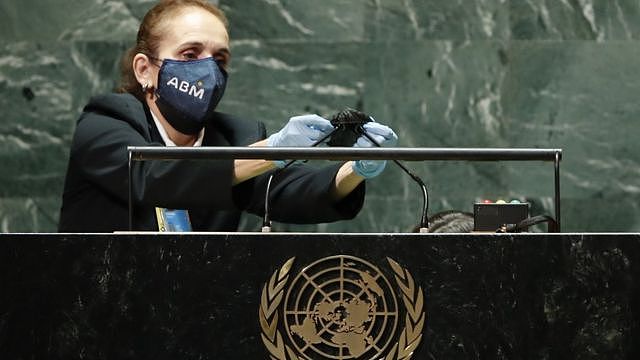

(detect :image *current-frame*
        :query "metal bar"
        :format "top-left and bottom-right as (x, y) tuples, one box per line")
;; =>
(126, 146), (564, 232)
(554, 151), (561, 232)
(128, 147), (563, 162)
(128, 151), (133, 231)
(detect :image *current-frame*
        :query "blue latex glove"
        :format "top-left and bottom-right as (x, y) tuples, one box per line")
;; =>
(267, 114), (334, 168)
(352, 121), (398, 179)
(267, 114), (333, 147)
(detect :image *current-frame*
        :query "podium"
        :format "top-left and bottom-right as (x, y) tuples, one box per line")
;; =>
(2, 232), (640, 359)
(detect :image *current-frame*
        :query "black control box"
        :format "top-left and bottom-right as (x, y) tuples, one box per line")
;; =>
(473, 202), (530, 232)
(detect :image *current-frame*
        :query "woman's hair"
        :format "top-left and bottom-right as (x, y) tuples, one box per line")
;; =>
(118, 0), (228, 100)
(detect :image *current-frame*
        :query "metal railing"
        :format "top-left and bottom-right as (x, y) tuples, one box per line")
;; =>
(128, 147), (563, 231)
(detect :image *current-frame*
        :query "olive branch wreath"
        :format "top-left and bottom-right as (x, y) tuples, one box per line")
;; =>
(384, 257), (425, 360)
(258, 257), (425, 360)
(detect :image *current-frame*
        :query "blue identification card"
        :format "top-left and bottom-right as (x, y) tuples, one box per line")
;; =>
(155, 208), (192, 232)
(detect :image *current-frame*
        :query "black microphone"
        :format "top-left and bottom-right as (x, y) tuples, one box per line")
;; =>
(261, 109), (430, 232)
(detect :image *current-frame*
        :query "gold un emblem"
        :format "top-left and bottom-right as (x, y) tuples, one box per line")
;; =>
(259, 255), (425, 360)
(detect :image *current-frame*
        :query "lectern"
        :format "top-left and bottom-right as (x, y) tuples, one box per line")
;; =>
(4, 148), (638, 359)
(1, 233), (640, 359)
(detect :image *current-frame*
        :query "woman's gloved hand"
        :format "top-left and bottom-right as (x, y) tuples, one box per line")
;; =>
(267, 114), (334, 168)
(267, 114), (334, 147)
(352, 122), (398, 179)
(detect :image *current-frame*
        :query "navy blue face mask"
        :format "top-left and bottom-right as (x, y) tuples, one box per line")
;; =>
(154, 57), (228, 135)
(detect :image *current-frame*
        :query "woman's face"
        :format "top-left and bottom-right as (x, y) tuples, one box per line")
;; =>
(151, 6), (230, 84)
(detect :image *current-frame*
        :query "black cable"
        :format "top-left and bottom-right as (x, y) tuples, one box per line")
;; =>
(497, 215), (559, 233)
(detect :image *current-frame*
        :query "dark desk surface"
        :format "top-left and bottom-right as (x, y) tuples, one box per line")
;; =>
(1, 233), (639, 359)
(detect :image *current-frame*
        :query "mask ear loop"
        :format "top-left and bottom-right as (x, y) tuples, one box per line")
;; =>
(142, 55), (162, 97)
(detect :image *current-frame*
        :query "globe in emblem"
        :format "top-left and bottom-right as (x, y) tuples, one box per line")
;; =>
(284, 255), (399, 359)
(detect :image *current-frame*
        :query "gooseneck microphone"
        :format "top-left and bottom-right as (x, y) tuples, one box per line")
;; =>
(261, 109), (430, 232)
(358, 125), (430, 232)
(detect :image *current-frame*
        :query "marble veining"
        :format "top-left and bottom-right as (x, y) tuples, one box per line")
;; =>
(1, 233), (639, 358)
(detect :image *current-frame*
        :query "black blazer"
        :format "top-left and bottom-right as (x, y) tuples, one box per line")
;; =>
(58, 93), (364, 232)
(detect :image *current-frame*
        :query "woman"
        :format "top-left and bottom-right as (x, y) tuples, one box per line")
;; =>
(58, 0), (397, 232)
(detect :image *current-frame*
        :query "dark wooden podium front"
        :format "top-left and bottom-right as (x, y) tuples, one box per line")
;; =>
(1, 233), (639, 359)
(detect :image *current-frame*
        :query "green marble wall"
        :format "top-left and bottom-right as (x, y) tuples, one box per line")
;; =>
(1, 0), (639, 232)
